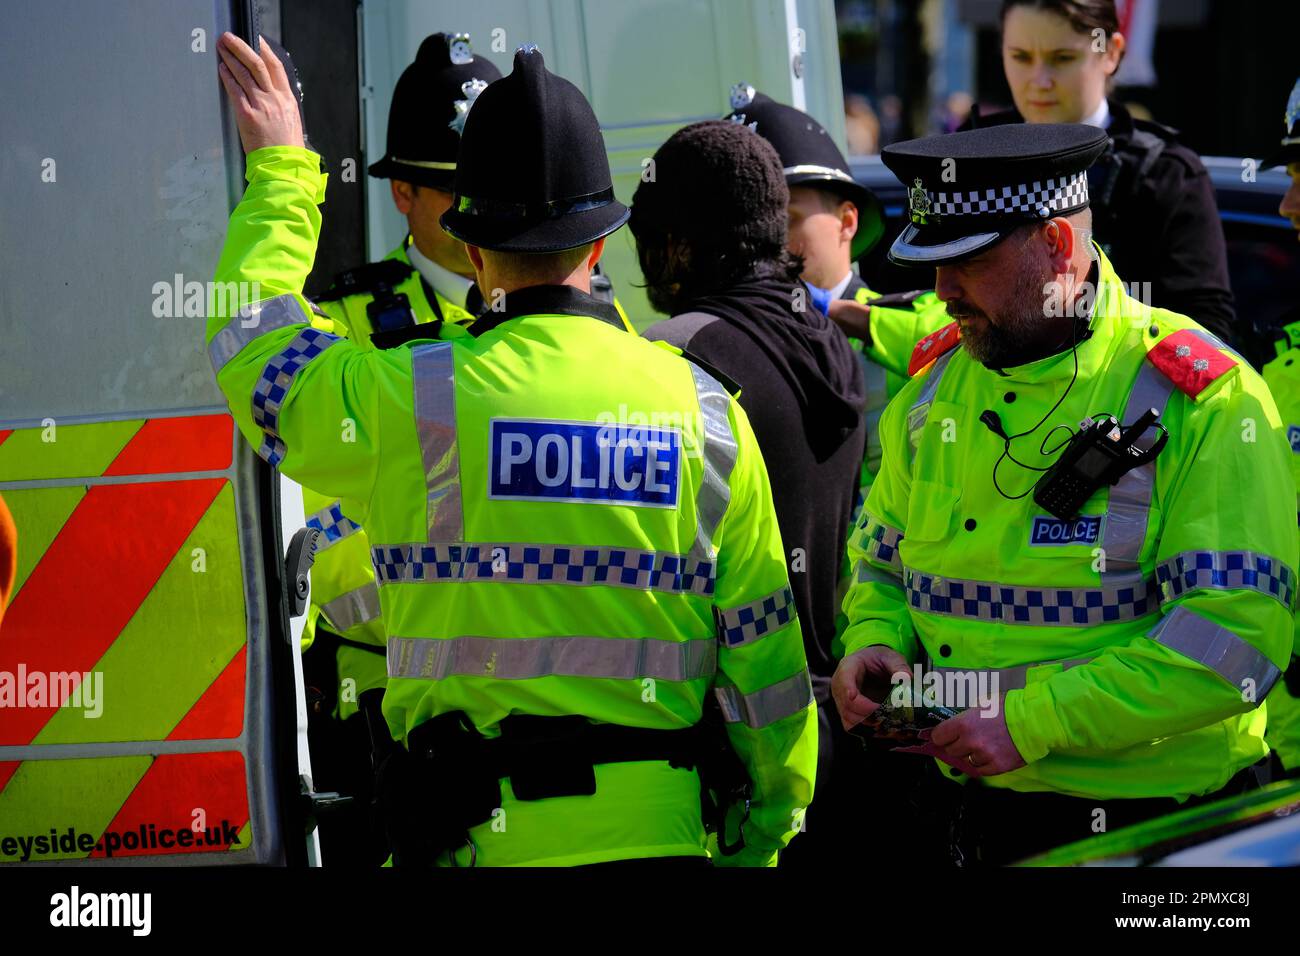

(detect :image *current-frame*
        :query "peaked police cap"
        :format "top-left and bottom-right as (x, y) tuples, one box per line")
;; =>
(725, 83), (885, 259)
(368, 32), (503, 191)
(439, 45), (629, 253)
(881, 123), (1108, 266)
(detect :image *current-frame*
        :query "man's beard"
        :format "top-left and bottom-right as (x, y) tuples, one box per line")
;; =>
(950, 260), (1059, 367)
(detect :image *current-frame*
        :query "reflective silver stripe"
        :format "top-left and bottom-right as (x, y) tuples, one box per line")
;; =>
(1100, 360), (1175, 573)
(305, 499), (362, 552)
(855, 559), (903, 589)
(1187, 327), (1247, 365)
(860, 513), (903, 573)
(371, 541), (715, 595)
(1148, 605), (1281, 696)
(927, 656), (1096, 693)
(905, 566), (1157, 625)
(717, 584), (796, 648)
(907, 348), (956, 454)
(387, 634), (716, 682)
(861, 357), (889, 477)
(1156, 550), (1296, 609)
(321, 581), (382, 631)
(688, 363), (738, 562)
(208, 294), (310, 374)
(714, 670), (814, 729)
(412, 342), (463, 541)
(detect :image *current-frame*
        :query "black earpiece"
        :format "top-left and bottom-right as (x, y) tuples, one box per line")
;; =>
(980, 409), (1008, 440)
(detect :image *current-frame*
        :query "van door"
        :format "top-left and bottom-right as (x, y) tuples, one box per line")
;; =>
(0, 0), (308, 866)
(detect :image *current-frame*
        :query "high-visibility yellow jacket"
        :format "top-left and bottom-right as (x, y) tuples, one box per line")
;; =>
(1260, 321), (1300, 772)
(206, 146), (817, 866)
(843, 248), (1296, 801)
(843, 275), (951, 498)
(305, 240), (634, 721)
(300, 239), (473, 720)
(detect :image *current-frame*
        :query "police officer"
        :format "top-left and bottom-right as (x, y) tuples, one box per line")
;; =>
(969, 0), (1236, 344)
(211, 34), (816, 866)
(833, 122), (1296, 866)
(723, 84), (950, 504)
(1258, 77), (1300, 779)
(292, 33), (501, 867)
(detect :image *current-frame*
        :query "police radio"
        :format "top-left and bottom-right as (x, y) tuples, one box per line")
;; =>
(1031, 408), (1168, 520)
(366, 282), (418, 333)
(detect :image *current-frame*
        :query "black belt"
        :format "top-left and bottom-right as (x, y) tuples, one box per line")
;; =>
(407, 714), (704, 801)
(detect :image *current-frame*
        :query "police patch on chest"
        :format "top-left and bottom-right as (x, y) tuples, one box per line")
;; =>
(1029, 515), (1102, 546)
(1288, 425), (1300, 453)
(489, 419), (681, 507)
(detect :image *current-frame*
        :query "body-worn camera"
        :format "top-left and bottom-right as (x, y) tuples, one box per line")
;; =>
(1033, 408), (1168, 520)
(366, 283), (418, 333)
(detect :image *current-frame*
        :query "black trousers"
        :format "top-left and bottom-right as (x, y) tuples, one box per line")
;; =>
(780, 697), (937, 869)
(303, 631), (394, 867)
(946, 761), (1267, 867)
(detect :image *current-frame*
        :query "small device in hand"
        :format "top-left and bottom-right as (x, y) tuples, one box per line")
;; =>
(1033, 407), (1168, 520)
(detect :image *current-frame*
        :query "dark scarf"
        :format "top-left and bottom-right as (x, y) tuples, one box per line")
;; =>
(681, 272), (866, 457)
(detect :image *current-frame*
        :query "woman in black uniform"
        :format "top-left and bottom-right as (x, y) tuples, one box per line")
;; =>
(969, 0), (1236, 343)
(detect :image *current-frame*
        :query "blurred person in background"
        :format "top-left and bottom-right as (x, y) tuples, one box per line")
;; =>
(967, 0), (1236, 343)
(844, 93), (881, 155)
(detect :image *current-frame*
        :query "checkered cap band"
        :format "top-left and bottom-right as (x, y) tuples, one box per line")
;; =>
(922, 171), (1089, 220)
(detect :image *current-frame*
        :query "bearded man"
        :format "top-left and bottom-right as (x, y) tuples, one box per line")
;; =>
(833, 123), (1296, 866)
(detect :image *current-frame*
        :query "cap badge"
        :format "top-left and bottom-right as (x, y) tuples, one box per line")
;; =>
(729, 82), (756, 111)
(449, 77), (489, 135)
(1286, 78), (1300, 134)
(908, 178), (932, 224)
(448, 33), (473, 66)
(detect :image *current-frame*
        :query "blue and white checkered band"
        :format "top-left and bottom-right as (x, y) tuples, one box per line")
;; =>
(911, 171), (1089, 223)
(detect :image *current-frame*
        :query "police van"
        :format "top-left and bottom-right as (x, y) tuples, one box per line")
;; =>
(0, 0), (840, 866)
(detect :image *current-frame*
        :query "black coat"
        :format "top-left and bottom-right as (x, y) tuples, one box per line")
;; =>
(644, 277), (867, 704)
(966, 100), (1236, 344)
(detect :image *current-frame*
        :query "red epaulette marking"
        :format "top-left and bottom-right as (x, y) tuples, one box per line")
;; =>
(907, 321), (961, 376)
(1148, 328), (1237, 398)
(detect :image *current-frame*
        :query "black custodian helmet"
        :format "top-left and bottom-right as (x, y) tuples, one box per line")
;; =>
(367, 32), (503, 191)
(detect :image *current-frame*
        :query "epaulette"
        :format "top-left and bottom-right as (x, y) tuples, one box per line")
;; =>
(315, 259), (414, 303)
(868, 289), (930, 310)
(1145, 327), (1239, 400)
(649, 339), (742, 398)
(907, 321), (961, 376)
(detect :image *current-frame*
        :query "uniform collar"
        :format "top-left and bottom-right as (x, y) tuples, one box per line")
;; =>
(466, 284), (626, 338)
(404, 236), (476, 311)
(824, 269), (855, 302)
(1081, 98), (1111, 130)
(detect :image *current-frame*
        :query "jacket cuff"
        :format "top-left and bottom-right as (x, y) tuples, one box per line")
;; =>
(1003, 682), (1068, 764)
(245, 145), (328, 203)
(841, 621), (914, 661)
